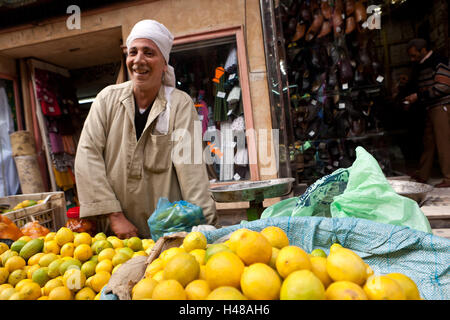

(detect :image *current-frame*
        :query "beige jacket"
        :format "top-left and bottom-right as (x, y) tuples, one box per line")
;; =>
(74, 81), (217, 238)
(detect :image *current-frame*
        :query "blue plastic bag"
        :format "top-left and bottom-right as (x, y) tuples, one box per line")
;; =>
(147, 197), (206, 241)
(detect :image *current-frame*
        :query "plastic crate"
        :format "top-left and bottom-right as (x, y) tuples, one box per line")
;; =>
(0, 191), (67, 232)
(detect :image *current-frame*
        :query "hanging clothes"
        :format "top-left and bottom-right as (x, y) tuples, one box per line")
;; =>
(196, 90), (209, 136)
(213, 71), (228, 122)
(0, 84), (20, 196)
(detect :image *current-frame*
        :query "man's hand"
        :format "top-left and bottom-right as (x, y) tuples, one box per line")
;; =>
(108, 212), (138, 239)
(404, 93), (418, 104)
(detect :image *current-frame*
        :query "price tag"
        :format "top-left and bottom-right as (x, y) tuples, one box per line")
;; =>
(333, 161), (339, 167)
(234, 173), (241, 181)
(376, 75), (384, 83)
(339, 103), (346, 109)
(227, 109), (233, 116)
(311, 99), (317, 106)
(342, 83), (348, 90)
(327, 165), (333, 170)
(229, 73), (236, 80)
(309, 130), (315, 137)
(217, 91), (226, 98)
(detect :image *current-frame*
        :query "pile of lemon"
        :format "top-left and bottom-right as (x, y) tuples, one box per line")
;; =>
(0, 227), (155, 300)
(133, 226), (422, 300)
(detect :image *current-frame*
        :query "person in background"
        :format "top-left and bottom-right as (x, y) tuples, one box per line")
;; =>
(74, 20), (218, 238)
(404, 38), (450, 188)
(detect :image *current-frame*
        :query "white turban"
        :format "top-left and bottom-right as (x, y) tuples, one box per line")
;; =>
(126, 19), (176, 87)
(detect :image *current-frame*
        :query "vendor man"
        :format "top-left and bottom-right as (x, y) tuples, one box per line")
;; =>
(404, 38), (450, 188)
(74, 20), (218, 239)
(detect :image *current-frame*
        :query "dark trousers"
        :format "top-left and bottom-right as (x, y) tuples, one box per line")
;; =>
(417, 105), (450, 183)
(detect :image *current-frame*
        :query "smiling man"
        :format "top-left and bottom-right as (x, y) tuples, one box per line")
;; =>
(74, 20), (218, 239)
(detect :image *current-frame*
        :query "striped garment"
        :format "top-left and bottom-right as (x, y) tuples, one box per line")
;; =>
(413, 51), (450, 109)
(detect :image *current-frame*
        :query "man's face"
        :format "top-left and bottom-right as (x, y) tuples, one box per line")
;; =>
(408, 46), (428, 63)
(126, 38), (168, 90)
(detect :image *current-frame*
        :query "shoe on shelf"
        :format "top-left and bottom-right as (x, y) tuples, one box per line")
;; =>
(434, 181), (450, 188)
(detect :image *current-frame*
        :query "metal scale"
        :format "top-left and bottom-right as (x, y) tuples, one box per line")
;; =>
(209, 178), (296, 221)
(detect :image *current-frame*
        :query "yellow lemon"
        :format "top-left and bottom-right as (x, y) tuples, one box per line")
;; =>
(152, 279), (186, 300)
(276, 246), (311, 278)
(8, 291), (26, 300)
(93, 232), (107, 243)
(183, 232), (207, 252)
(133, 251), (147, 258)
(269, 247), (280, 270)
(74, 232), (92, 246)
(48, 286), (73, 300)
(1, 250), (18, 266)
(60, 242), (75, 258)
(366, 263), (374, 278)
(58, 258), (81, 275)
(241, 263), (281, 300)
(81, 261), (97, 278)
(0, 267), (9, 284)
(38, 253), (58, 267)
(363, 275), (406, 300)
(73, 244), (93, 262)
(112, 252), (130, 267)
(55, 227), (74, 246)
(26, 264), (40, 279)
(90, 271), (111, 293)
(17, 236), (32, 243)
(163, 252), (200, 287)
(112, 264), (122, 274)
(117, 247), (134, 259)
(198, 265), (207, 281)
(228, 228), (252, 252)
(160, 247), (186, 267)
(43, 278), (63, 296)
(0, 287), (16, 300)
(185, 280), (210, 300)
(329, 243), (343, 253)
(280, 269), (325, 300)
(44, 232), (56, 242)
(26, 253), (43, 267)
(311, 248), (327, 258)
(204, 244), (232, 263)
(207, 286), (247, 300)
(132, 277), (158, 300)
(0, 283), (13, 296)
(152, 270), (164, 282)
(127, 237), (143, 252)
(260, 226), (289, 249)
(142, 239), (155, 251)
(75, 286), (96, 300)
(8, 269), (26, 286)
(63, 268), (86, 291)
(310, 257), (333, 288)
(109, 238), (124, 249)
(190, 249), (206, 266)
(15, 279), (33, 291)
(19, 281), (41, 300)
(37, 295), (49, 300)
(5, 256), (26, 272)
(386, 273), (421, 300)
(94, 292), (101, 300)
(205, 251), (244, 289)
(98, 248), (115, 262)
(43, 240), (60, 255)
(326, 247), (367, 285)
(47, 259), (63, 278)
(95, 259), (113, 274)
(325, 281), (368, 300)
(235, 230), (272, 265)
(0, 243), (9, 255)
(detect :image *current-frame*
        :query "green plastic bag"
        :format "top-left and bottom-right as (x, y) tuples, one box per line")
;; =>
(261, 147), (432, 233)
